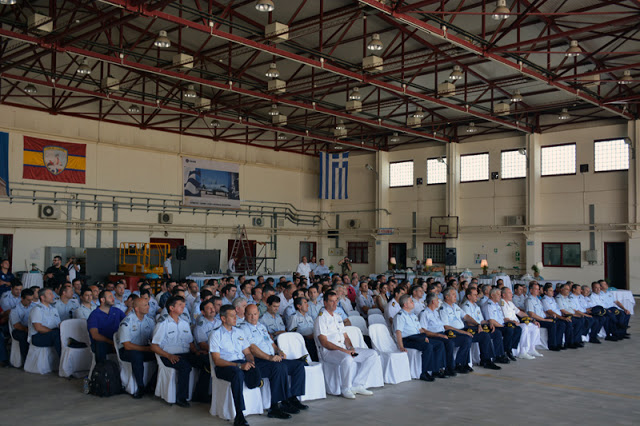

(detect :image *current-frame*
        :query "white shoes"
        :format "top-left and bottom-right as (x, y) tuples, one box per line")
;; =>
(342, 390), (356, 399)
(530, 350), (544, 357)
(518, 353), (535, 360)
(352, 386), (373, 396)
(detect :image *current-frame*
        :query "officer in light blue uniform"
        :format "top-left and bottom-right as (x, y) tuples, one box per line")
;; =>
(599, 280), (630, 336)
(28, 288), (62, 356)
(420, 293), (472, 375)
(541, 284), (576, 349)
(481, 288), (522, 361)
(73, 286), (96, 320)
(569, 284), (600, 343)
(307, 286), (322, 320)
(194, 299), (222, 349)
(260, 295), (286, 338)
(393, 294), (444, 380)
(0, 280), (22, 312)
(459, 287), (503, 369)
(556, 283), (586, 344)
(282, 289), (304, 324)
(9, 288), (34, 363)
(286, 297), (318, 361)
(525, 282), (563, 351)
(54, 295), (79, 321)
(512, 284), (528, 311)
(118, 296), (156, 398)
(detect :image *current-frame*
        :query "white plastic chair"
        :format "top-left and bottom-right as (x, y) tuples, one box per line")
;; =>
(277, 332), (326, 401)
(8, 323), (23, 368)
(24, 345), (59, 375)
(59, 319), (93, 378)
(209, 355), (265, 420)
(348, 315), (369, 336)
(405, 349), (423, 379)
(368, 314), (386, 326)
(113, 333), (157, 395)
(313, 337), (342, 396)
(368, 308), (383, 316)
(367, 324), (411, 384)
(154, 353), (197, 404)
(344, 326), (384, 389)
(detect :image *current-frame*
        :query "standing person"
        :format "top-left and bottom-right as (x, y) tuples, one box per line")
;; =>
(0, 259), (15, 297)
(338, 257), (352, 275)
(66, 257), (81, 284)
(228, 257), (236, 274)
(44, 256), (68, 289)
(163, 254), (173, 279)
(296, 256), (312, 279)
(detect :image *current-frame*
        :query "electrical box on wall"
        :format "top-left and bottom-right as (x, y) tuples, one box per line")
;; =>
(328, 247), (344, 256)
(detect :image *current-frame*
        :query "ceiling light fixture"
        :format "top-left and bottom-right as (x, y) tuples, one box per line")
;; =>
(265, 62), (280, 78)
(390, 132), (400, 143)
(255, 0), (274, 12)
(211, 119), (220, 128)
(268, 104), (280, 116)
(24, 84), (37, 94)
(448, 65), (463, 81)
(0, 0), (18, 5)
(277, 133), (287, 140)
(565, 40), (581, 57)
(510, 89), (523, 103)
(367, 33), (383, 51)
(466, 122), (478, 133)
(335, 119), (346, 130)
(618, 70), (633, 85)
(558, 108), (570, 120)
(76, 58), (91, 75)
(154, 30), (171, 48)
(183, 84), (197, 99)
(349, 87), (361, 101)
(128, 104), (140, 113)
(491, 0), (510, 20)
(412, 107), (425, 119)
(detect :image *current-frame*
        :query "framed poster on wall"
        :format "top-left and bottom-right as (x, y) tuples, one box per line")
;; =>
(182, 157), (240, 209)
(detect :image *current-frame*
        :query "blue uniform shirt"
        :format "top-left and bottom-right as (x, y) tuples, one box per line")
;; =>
(0, 292), (20, 312)
(439, 302), (465, 329)
(259, 312), (285, 335)
(9, 302), (33, 329)
(118, 312), (155, 350)
(209, 325), (248, 361)
(240, 322), (275, 356)
(541, 295), (562, 316)
(393, 309), (421, 337)
(461, 300), (484, 324)
(481, 300), (505, 325)
(54, 298), (79, 321)
(525, 295), (546, 318)
(286, 311), (315, 336)
(307, 300), (322, 319)
(28, 303), (61, 338)
(419, 307), (445, 333)
(555, 294), (575, 314)
(194, 315), (222, 345)
(73, 304), (95, 320)
(152, 314), (193, 354)
(87, 307), (126, 343)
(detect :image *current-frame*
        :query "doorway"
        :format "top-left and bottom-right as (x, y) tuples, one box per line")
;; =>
(299, 242), (317, 262)
(604, 242), (627, 289)
(0, 234), (12, 270)
(150, 238), (184, 250)
(227, 239), (257, 273)
(389, 243), (407, 269)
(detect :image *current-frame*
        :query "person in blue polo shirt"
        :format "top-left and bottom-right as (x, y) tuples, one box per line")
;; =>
(87, 290), (125, 362)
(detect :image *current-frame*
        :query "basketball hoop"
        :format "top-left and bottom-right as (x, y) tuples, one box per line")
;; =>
(438, 232), (446, 239)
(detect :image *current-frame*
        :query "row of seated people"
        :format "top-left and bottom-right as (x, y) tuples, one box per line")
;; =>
(1, 274), (632, 426)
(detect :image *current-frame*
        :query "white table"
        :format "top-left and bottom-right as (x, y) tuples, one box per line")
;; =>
(186, 273), (293, 288)
(22, 273), (43, 289)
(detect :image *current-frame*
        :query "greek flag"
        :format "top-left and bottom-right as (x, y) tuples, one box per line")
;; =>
(184, 169), (201, 197)
(319, 152), (349, 199)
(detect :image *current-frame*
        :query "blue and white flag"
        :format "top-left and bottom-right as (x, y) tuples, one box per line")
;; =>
(319, 152), (349, 199)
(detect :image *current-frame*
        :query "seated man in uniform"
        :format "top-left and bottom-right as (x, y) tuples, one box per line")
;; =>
(286, 296), (318, 361)
(0, 279), (22, 314)
(151, 296), (198, 408)
(500, 287), (542, 358)
(314, 291), (381, 399)
(569, 283), (601, 344)
(525, 282), (564, 351)
(541, 284), (578, 349)
(54, 283), (79, 321)
(306, 286), (322, 319)
(195, 299), (222, 352)
(28, 288), (62, 357)
(258, 285), (275, 317)
(9, 288), (34, 363)
(117, 296), (155, 398)
(356, 281), (375, 317)
(555, 283), (587, 345)
(512, 284), (528, 311)
(87, 290), (126, 362)
(210, 305), (265, 426)
(459, 287), (503, 369)
(481, 288), (523, 361)
(241, 304), (308, 416)
(394, 294), (444, 381)
(599, 280), (631, 338)
(419, 293), (472, 375)
(410, 285), (426, 317)
(113, 281), (129, 313)
(233, 297), (248, 326)
(259, 295), (286, 339)
(74, 286), (96, 320)
(588, 282), (622, 341)
(384, 286), (406, 324)
(221, 284), (238, 306)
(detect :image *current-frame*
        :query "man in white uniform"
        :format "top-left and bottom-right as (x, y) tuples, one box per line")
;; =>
(296, 256), (312, 278)
(314, 290), (381, 399)
(500, 287), (541, 359)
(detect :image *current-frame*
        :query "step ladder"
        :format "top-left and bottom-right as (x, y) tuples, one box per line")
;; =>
(229, 225), (254, 273)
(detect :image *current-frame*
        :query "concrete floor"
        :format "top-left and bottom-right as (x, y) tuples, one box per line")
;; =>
(2, 304), (638, 426)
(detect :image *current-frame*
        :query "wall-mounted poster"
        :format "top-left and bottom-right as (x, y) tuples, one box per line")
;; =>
(0, 132), (8, 197)
(182, 157), (240, 209)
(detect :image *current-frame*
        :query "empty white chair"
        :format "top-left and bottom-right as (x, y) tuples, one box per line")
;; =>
(113, 333), (157, 395)
(277, 332), (326, 401)
(368, 314), (386, 326)
(24, 345), (59, 375)
(209, 355), (264, 420)
(348, 315), (369, 337)
(154, 353), (197, 404)
(367, 324), (411, 384)
(8, 323), (23, 368)
(368, 308), (383, 316)
(405, 349), (423, 379)
(344, 326), (384, 389)
(59, 319), (93, 378)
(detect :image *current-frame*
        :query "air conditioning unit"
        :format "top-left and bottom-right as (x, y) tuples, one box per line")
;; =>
(494, 102), (511, 116)
(334, 128), (347, 138)
(101, 76), (120, 93)
(362, 55), (383, 73)
(328, 247), (344, 256)
(268, 79), (286, 94)
(265, 21), (289, 43)
(347, 219), (361, 229)
(158, 212), (173, 224)
(583, 74), (600, 88)
(252, 217), (265, 227)
(272, 114), (287, 126)
(437, 82), (456, 97)
(195, 98), (211, 111)
(172, 53), (194, 70)
(28, 13), (53, 33)
(345, 100), (362, 113)
(407, 116), (422, 127)
(39, 204), (60, 219)
(505, 215), (525, 226)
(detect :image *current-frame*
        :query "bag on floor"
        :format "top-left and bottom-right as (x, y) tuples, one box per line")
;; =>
(89, 360), (122, 397)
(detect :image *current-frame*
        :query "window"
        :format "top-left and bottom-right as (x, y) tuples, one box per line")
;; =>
(541, 143), (576, 176)
(423, 242), (445, 263)
(595, 138), (629, 172)
(389, 161), (413, 187)
(501, 149), (527, 179)
(347, 242), (368, 264)
(460, 153), (489, 182)
(542, 243), (581, 267)
(426, 158), (447, 185)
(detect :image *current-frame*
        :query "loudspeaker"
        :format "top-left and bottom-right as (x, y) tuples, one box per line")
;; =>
(176, 245), (187, 260)
(445, 247), (457, 266)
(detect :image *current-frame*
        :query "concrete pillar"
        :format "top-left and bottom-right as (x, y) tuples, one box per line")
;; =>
(375, 151), (390, 271)
(627, 120), (640, 294)
(525, 133), (542, 273)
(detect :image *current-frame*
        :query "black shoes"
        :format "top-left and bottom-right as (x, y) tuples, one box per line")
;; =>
(268, 406), (292, 420)
(175, 400), (190, 408)
(445, 368), (457, 377)
(589, 338), (601, 344)
(419, 372), (435, 382)
(234, 415), (249, 426)
(548, 346), (561, 351)
(507, 354), (517, 362)
(132, 390), (144, 399)
(455, 365), (469, 374)
(605, 336), (618, 341)
(280, 402), (300, 415)
(481, 360), (501, 370)
(287, 398), (308, 410)
(434, 370), (447, 379)
(495, 355), (510, 364)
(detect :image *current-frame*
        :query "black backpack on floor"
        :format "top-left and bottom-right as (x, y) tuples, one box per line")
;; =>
(89, 360), (122, 397)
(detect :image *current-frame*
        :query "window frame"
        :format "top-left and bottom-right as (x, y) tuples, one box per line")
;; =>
(423, 242), (446, 264)
(460, 152), (490, 183)
(347, 241), (369, 264)
(541, 143), (577, 177)
(500, 149), (527, 180)
(389, 160), (414, 188)
(542, 242), (581, 268)
(594, 138), (630, 173)
(426, 157), (447, 185)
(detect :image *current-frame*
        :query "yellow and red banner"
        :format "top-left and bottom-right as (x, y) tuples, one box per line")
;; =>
(23, 136), (86, 183)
